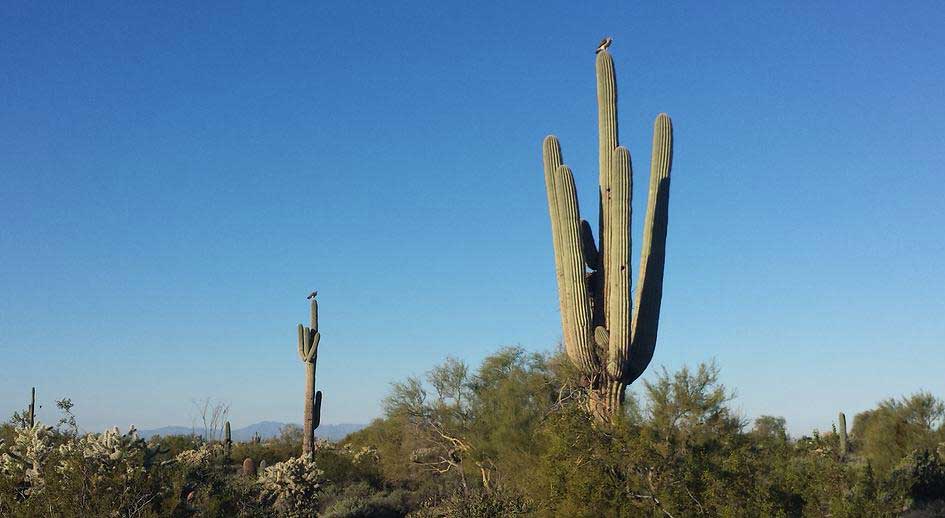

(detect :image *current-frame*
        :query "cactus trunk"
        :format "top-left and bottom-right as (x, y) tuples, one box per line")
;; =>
(303, 361), (316, 455)
(542, 48), (674, 421)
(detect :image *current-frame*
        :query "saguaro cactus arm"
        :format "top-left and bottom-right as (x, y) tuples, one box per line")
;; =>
(627, 114), (673, 384)
(553, 164), (598, 374)
(313, 391), (322, 430)
(605, 147), (632, 380)
(298, 324), (320, 362)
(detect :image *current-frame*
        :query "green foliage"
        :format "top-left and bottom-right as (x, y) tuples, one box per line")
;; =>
(347, 349), (944, 516)
(411, 487), (531, 517)
(3, 349), (943, 516)
(853, 392), (945, 474)
(320, 482), (410, 517)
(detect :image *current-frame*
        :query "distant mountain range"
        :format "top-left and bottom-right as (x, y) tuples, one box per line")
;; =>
(138, 421), (364, 442)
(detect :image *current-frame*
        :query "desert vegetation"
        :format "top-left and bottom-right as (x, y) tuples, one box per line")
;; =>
(2, 349), (944, 516)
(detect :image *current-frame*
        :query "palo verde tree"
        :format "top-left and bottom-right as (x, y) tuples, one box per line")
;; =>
(542, 44), (674, 420)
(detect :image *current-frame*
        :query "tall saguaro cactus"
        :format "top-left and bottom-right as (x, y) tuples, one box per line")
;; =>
(542, 48), (673, 421)
(298, 292), (323, 457)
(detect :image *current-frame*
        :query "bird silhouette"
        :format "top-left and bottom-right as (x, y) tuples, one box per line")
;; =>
(596, 36), (613, 54)
(307, 291), (318, 299)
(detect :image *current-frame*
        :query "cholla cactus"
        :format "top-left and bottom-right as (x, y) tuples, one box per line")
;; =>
(55, 426), (172, 482)
(257, 456), (324, 516)
(542, 47), (673, 420)
(175, 443), (222, 470)
(350, 445), (379, 465)
(63, 426), (141, 463)
(0, 422), (55, 496)
(297, 292), (323, 457)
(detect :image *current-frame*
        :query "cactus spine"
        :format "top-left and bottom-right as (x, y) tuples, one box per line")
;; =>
(542, 48), (673, 421)
(838, 412), (848, 459)
(224, 421), (232, 457)
(298, 292), (323, 457)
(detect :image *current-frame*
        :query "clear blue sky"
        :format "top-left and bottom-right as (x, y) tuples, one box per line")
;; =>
(2, 2), (943, 436)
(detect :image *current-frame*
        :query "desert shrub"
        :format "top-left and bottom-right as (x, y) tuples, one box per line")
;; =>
(320, 481), (411, 517)
(409, 487), (531, 517)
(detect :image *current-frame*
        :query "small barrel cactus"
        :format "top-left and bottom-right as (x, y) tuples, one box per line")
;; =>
(242, 457), (257, 477)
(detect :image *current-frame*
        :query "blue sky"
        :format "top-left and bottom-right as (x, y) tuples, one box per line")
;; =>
(1, 1), (943, 436)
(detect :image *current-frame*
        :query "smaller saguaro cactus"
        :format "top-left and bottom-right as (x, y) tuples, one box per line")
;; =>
(28, 387), (35, 428)
(838, 412), (848, 459)
(242, 457), (257, 477)
(298, 291), (323, 457)
(224, 421), (232, 458)
(252, 431), (261, 444)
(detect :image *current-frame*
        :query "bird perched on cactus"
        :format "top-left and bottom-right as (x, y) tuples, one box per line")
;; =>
(297, 291), (323, 457)
(595, 36), (613, 54)
(542, 44), (673, 421)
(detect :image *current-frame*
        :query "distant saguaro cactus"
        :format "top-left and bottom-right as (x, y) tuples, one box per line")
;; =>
(224, 421), (232, 458)
(28, 387), (35, 428)
(542, 47), (673, 421)
(838, 412), (848, 458)
(298, 291), (323, 457)
(242, 457), (257, 477)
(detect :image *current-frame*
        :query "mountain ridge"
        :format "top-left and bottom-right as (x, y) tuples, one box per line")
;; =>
(138, 421), (364, 442)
